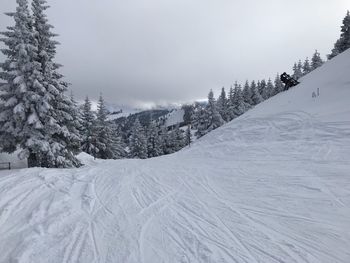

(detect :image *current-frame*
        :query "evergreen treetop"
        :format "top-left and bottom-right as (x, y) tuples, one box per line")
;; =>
(311, 50), (324, 70)
(328, 11), (350, 59)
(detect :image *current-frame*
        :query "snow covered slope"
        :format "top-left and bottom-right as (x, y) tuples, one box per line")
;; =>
(0, 50), (350, 263)
(164, 108), (185, 127)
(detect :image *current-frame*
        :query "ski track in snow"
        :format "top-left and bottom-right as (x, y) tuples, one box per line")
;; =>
(1, 111), (349, 263)
(1, 51), (350, 262)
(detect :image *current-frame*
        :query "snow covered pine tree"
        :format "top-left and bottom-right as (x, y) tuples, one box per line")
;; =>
(185, 125), (192, 147)
(81, 96), (98, 157)
(95, 94), (122, 159)
(311, 50), (324, 70)
(273, 74), (284, 95)
(129, 118), (148, 159)
(0, 0), (81, 168)
(242, 81), (253, 106)
(250, 80), (263, 106)
(196, 90), (224, 138)
(328, 10), (350, 59)
(31, 0), (82, 167)
(302, 57), (311, 75)
(217, 87), (229, 122)
(146, 121), (163, 158)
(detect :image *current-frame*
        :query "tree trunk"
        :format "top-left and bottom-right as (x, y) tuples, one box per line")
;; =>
(28, 152), (39, 168)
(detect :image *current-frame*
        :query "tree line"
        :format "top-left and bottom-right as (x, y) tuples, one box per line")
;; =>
(80, 95), (191, 160)
(291, 50), (324, 80)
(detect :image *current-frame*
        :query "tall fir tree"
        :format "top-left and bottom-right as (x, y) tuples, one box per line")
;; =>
(69, 92), (83, 154)
(109, 123), (127, 159)
(81, 96), (97, 156)
(129, 118), (148, 159)
(185, 125), (192, 147)
(228, 86), (235, 105)
(227, 82), (238, 120)
(231, 85), (250, 117)
(196, 90), (224, 138)
(206, 90), (224, 130)
(311, 50), (324, 70)
(181, 104), (194, 125)
(258, 79), (268, 100)
(216, 87), (229, 121)
(266, 78), (275, 99)
(328, 39), (342, 59)
(172, 125), (185, 152)
(302, 57), (311, 75)
(292, 63), (298, 78)
(292, 61), (303, 80)
(341, 10), (350, 49)
(226, 85), (235, 120)
(242, 80), (253, 106)
(165, 127), (177, 154)
(273, 74), (284, 95)
(146, 121), (163, 158)
(251, 80), (263, 105)
(0, 0), (81, 167)
(328, 11), (350, 59)
(32, 0), (81, 167)
(297, 60), (303, 78)
(191, 102), (203, 130)
(192, 103), (207, 138)
(159, 125), (170, 155)
(0, 0), (38, 155)
(95, 94), (121, 159)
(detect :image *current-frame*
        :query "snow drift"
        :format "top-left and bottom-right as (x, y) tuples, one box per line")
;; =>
(0, 50), (350, 263)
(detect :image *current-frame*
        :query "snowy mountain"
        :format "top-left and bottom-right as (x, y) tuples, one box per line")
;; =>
(107, 109), (139, 121)
(163, 108), (185, 128)
(106, 104), (143, 121)
(106, 103), (179, 122)
(0, 50), (350, 262)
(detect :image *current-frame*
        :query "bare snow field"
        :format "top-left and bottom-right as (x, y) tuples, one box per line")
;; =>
(1, 50), (350, 263)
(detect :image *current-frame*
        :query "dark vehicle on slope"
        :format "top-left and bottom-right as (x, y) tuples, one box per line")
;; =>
(280, 72), (299, 90)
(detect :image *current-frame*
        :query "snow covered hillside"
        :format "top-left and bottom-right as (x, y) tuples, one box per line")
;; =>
(164, 108), (185, 127)
(1, 50), (350, 263)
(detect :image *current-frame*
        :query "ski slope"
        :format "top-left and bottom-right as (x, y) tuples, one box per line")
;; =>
(1, 50), (350, 263)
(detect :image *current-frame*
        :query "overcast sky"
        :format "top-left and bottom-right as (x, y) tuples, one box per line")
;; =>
(0, 0), (349, 109)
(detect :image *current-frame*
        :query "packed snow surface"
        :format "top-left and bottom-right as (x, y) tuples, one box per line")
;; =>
(1, 50), (350, 263)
